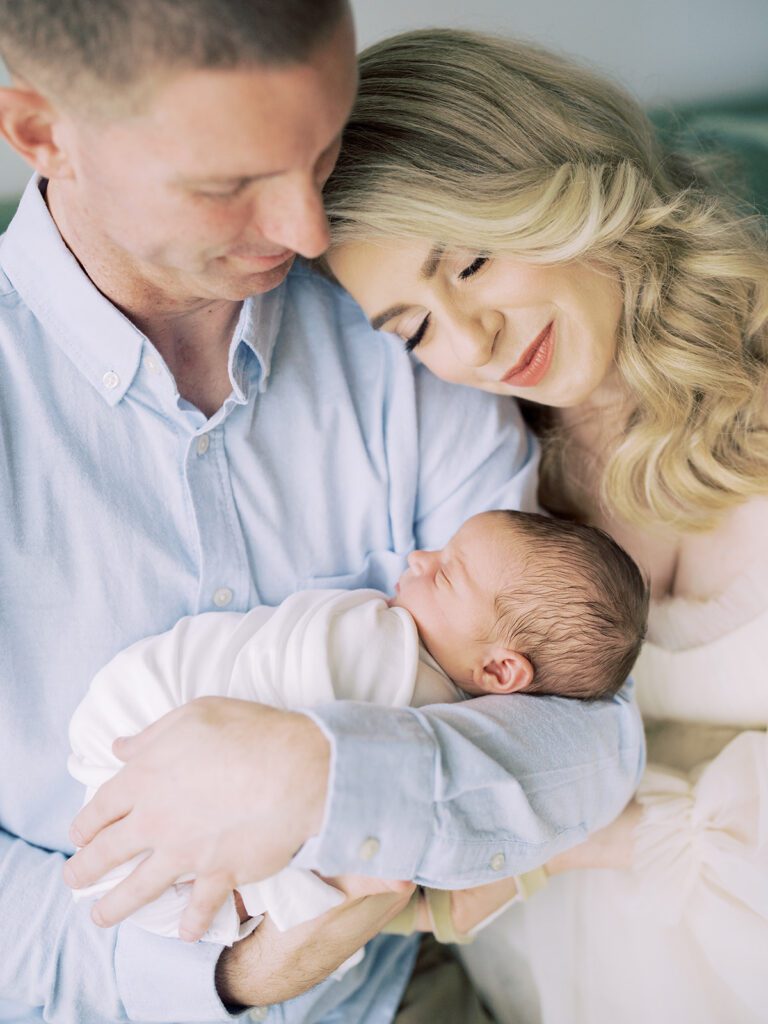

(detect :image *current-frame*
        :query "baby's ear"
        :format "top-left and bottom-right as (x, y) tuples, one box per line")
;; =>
(477, 651), (533, 694)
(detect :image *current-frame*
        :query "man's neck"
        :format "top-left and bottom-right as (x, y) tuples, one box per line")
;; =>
(46, 181), (240, 417)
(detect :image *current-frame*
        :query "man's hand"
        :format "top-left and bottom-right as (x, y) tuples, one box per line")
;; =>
(217, 881), (417, 1008)
(63, 698), (330, 938)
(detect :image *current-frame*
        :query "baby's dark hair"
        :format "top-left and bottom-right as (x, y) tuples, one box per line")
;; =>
(493, 511), (649, 700)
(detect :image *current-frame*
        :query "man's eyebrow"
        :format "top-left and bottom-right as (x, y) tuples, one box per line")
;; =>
(369, 247), (444, 331)
(175, 172), (279, 187)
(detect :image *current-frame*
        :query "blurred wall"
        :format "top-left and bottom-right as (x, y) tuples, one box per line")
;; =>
(1, 0), (766, 196)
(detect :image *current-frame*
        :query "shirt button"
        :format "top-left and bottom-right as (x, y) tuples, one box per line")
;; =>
(490, 853), (506, 872)
(196, 434), (210, 456)
(358, 837), (380, 862)
(249, 1009), (269, 1022)
(102, 370), (120, 390)
(213, 587), (233, 608)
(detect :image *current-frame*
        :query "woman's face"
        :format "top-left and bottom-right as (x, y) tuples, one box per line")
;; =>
(327, 239), (624, 408)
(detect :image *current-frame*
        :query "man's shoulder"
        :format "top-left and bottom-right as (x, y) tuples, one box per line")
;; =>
(286, 260), (391, 340)
(282, 260), (411, 384)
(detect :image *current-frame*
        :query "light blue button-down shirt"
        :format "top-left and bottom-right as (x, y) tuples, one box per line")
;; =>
(0, 178), (644, 1024)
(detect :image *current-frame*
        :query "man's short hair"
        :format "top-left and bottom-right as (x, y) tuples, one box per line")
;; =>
(0, 0), (348, 105)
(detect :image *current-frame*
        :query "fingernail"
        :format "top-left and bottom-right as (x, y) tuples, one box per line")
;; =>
(69, 826), (84, 846)
(92, 906), (105, 927)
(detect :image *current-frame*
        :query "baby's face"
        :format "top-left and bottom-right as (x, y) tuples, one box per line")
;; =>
(391, 512), (522, 687)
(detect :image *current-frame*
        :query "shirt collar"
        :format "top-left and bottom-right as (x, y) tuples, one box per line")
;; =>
(1, 176), (145, 406)
(234, 278), (284, 395)
(1, 175), (287, 405)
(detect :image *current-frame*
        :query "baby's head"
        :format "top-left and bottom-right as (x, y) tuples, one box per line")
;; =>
(391, 510), (649, 700)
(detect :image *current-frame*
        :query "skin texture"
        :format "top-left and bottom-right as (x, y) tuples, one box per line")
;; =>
(327, 239), (624, 408)
(0, 15), (358, 416)
(391, 512), (534, 694)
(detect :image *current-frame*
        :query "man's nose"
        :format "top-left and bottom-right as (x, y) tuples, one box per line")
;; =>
(448, 308), (501, 367)
(259, 175), (331, 259)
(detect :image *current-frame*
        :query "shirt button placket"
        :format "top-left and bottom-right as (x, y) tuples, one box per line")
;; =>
(185, 423), (252, 614)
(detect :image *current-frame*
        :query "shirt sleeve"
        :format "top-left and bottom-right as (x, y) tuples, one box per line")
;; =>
(410, 363), (542, 547)
(0, 827), (242, 1023)
(293, 372), (646, 884)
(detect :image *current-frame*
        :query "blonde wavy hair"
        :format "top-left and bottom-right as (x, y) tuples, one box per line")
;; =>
(323, 28), (768, 532)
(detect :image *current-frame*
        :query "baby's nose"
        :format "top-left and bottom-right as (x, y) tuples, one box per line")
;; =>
(407, 549), (433, 575)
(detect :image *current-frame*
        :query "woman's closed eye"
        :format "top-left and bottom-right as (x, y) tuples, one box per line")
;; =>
(459, 255), (489, 280)
(401, 255), (487, 351)
(404, 313), (431, 353)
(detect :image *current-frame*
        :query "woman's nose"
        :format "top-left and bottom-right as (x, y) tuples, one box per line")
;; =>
(448, 309), (501, 367)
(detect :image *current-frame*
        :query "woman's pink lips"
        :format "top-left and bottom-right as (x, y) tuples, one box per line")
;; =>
(501, 322), (555, 387)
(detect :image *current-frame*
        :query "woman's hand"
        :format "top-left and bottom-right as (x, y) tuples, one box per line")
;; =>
(546, 798), (643, 875)
(319, 872), (415, 901)
(446, 877), (520, 936)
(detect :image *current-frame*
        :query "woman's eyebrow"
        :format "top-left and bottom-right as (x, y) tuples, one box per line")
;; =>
(369, 247), (445, 330)
(371, 304), (409, 331)
(420, 245), (444, 280)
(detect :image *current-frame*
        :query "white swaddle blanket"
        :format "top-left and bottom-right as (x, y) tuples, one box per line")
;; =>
(69, 588), (461, 955)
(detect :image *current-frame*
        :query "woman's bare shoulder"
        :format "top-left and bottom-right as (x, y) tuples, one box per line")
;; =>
(673, 495), (768, 601)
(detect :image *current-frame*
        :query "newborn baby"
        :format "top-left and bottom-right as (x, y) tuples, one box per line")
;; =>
(69, 510), (648, 957)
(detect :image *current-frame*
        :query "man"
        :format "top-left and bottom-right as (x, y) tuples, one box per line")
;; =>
(0, 2), (644, 1021)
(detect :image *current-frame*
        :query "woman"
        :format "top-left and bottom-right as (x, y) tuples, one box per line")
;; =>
(321, 29), (768, 1024)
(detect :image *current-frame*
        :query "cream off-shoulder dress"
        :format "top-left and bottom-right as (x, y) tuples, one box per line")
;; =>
(461, 568), (768, 1024)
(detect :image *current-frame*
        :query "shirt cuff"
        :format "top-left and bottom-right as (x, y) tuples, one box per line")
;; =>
(115, 921), (252, 1022)
(294, 703), (436, 878)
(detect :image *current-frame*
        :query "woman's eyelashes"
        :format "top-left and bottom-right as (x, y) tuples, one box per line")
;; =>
(459, 255), (489, 280)
(403, 255), (487, 351)
(405, 313), (431, 353)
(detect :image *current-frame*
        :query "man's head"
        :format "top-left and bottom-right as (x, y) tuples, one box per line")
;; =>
(0, 1), (356, 301)
(391, 510), (649, 701)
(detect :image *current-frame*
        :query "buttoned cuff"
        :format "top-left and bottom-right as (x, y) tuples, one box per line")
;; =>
(115, 921), (254, 1022)
(294, 703), (436, 878)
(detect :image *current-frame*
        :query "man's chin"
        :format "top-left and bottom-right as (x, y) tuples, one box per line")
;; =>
(207, 254), (296, 300)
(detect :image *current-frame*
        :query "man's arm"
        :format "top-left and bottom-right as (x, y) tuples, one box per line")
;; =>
(297, 683), (644, 886)
(0, 825), (241, 1023)
(65, 379), (643, 928)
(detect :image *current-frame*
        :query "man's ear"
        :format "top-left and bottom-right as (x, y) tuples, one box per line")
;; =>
(474, 649), (533, 694)
(0, 83), (72, 179)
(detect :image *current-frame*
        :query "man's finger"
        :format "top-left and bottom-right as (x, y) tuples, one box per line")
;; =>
(111, 705), (190, 762)
(178, 873), (234, 942)
(68, 782), (135, 850)
(88, 852), (179, 928)
(64, 815), (142, 889)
